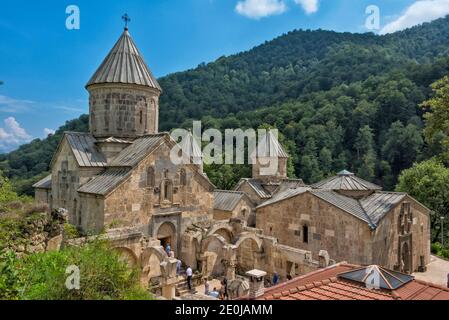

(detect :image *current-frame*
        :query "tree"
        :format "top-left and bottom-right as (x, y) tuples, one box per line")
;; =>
(354, 125), (376, 180)
(382, 121), (423, 182)
(0, 172), (19, 205)
(396, 159), (449, 243)
(422, 76), (449, 162)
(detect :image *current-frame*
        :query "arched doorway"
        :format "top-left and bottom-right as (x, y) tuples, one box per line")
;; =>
(401, 242), (411, 273)
(157, 222), (177, 255)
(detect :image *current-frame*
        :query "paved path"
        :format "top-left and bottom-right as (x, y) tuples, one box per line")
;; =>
(413, 255), (449, 287)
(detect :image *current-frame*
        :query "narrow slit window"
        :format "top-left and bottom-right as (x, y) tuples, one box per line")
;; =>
(303, 225), (309, 243)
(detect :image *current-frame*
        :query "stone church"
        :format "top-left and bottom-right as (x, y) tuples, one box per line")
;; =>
(33, 27), (214, 256)
(33, 26), (430, 292)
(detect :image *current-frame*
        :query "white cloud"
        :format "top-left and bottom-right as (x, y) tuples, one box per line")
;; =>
(0, 95), (34, 113)
(44, 128), (56, 136)
(0, 117), (32, 152)
(381, 0), (449, 34)
(294, 0), (319, 14)
(236, 0), (287, 19)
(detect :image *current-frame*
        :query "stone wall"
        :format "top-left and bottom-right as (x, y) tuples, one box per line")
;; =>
(372, 197), (430, 272)
(4, 209), (66, 257)
(88, 84), (160, 138)
(35, 188), (51, 204)
(51, 140), (103, 227)
(256, 192), (373, 265)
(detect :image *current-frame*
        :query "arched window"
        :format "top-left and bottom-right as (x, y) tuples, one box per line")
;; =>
(302, 225), (309, 244)
(147, 167), (155, 188)
(180, 168), (187, 186)
(139, 110), (143, 125)
(241, 208), (247, 217)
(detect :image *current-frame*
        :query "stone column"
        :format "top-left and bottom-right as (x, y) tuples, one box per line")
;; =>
(160, 257), (180, 300)
(224, 245), (237, 281)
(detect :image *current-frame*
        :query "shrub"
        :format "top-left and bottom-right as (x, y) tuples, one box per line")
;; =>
(431, 242), (443, 255)
(63, 223), (80, 239)
(15, 240), (152, 300)
(0, 250), (20, 300)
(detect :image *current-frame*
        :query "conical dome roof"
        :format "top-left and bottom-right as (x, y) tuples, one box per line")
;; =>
(250, 131), (289, 159)
(86, 29), (161, 91)
(312, 170), (381, 191)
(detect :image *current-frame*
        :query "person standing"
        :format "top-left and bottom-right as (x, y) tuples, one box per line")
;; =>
(272, 272), (279, 285)
(165, 243), (171, 256)
(176, 259), (182, 276)
(222, 277), (229, 300)
(204, 279), (210, 295)
(186, 265), (193, 291)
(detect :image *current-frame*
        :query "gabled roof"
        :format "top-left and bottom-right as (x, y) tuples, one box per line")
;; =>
(108, 133), (167, 167)
(51, 132), (107, 168)
(214, 190), (250, 212)
(257, 187), (310, 209)
(32, 174), (52, 189)
(312, 170), (382, 191)
(76, 132), (215, 196)
(86, 29), (161, 91)
(78, 168), (132, 196)
(235, 178), (272, 199)
(255, 263), (449, 300)
(360, 192), (407, 225)
(310, 190), (375, 228)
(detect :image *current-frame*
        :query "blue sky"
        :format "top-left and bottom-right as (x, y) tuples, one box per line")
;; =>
(1, 0), (448, 152)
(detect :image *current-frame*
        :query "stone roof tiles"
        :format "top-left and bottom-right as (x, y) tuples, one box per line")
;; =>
(86, 29), (161, 91)
(64, 132), (107, 167)
(312, 170), (382, 191)
(108, 133), (167, 167)
(250, 131), (288, 159)
(32, 174), (52, 189)
(77, 167), (132, 196)
(257, 187), (311, 209)
(310, 190), (375, 228)
(361, 192), (407, 225)
(237, 179), (272, 199)
(213, 190), (246, 212)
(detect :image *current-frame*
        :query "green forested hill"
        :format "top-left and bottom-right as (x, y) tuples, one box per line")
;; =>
(3, 16), (449, 194)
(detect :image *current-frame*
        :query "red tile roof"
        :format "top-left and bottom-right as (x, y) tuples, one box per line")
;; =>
(256, 263), (449, 300)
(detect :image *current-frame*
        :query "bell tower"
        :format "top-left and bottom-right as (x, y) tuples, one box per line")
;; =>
(86, 23), (162, 139)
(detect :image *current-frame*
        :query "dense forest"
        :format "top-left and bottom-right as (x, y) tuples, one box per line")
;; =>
(3, 16), (449, 195)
